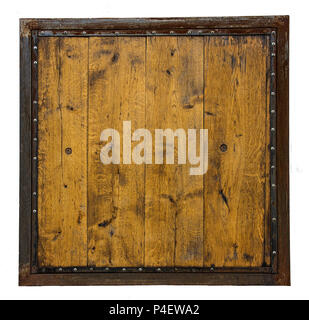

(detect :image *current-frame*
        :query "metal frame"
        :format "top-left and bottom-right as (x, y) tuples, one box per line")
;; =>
(20, 16), (290, 286)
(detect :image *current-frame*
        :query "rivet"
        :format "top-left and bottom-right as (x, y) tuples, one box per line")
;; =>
(271, 72), (275, 76)
(34, 61), (38, 65)
(272, 53), (276, 57)
(33, 100), (38, 104)
(271, 92), (276, 96)
(157, 268), (161, 271)
(33, 46), (38, 50)
(33, 137), (37, 142)
(40, 31), (45, 35)
(271, 128), (275, 132)
(89, 267), (94, 271)
(58, 268), (63, 272)
(33, 192), (37, 196)
(210, 267), (215, 272)
(170, 31), (175, 34)
(271, 165), (275, 169)
(272, 218), (277, 222)
(73, 268), (77, 272)
(271, 109), (276, 114)
(105, 267), (109, 271)
(138, 268), (143, 271)
(272, 42), (276, 46)
(220, 144), (228, 152)
(272, 31), (276, 34)
(33, 209), (37, 214)
(65, 147), (72, 155)
(272, 184), (276, 188)
(273, 251), (277, 255)
(271, 146), (275, 151)
(64, 31), (67, 34)
(33, 118), (37, 122)
(115, 32), (119, 35)
(198, 30), (203, 34)
(210, 31), (215, 34)
(122, 268), (126, 271)
(152, 31), (156, 34)
(82, 31), (86, 35)
(33, 156), (37, 160)
(187, 30), (192, 34)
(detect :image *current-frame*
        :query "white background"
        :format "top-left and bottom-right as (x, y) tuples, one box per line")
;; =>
(0, 0), (306, 300)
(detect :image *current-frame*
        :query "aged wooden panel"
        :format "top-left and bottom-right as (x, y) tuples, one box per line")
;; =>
(204, 36), (270, 267)
(145, 37), (204, 267)
(88, 37), (146, 267)
(37, 37), (88, 267)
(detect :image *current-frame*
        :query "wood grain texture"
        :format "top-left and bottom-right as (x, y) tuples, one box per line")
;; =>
(204, 36), (270, 267)
(87, 37), (146, 267)
(38, 37), (88, 267)
(145, 37), (204, 267)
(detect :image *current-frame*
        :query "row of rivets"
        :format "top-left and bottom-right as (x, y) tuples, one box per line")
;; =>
(270, 30), (278, 262)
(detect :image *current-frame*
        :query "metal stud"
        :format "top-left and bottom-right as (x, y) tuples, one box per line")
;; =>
(271, 109), (276, 114)
(33, 209), (37, 214)
(33, 118), (37, 122)
(157, 268), (161, 271)
(33, 46), (38, 50)
(198, 30), (203, 34)
(58, 268), (63, 272)
(33, 156), (37, 160)
(89, 267), (94, 271)
(271, 72), (275, 76)
(272, 42), (276, 46)
(115, 32), (119, 35)
(138, 268), (143, 271)
(210, 267), (215, 272)
(73, 268), (77, 272)
(271, 146), (275, 151)
(272, 218), (277, 222)
(272, 53), (276, 57)
(82, 31), (86, 35)
(33, 100), (38, 104)
(272, 31), (276, 35)
(33, 137), (37, 142)
(170, 31), (175, 34)
(272, 184), (276, 188)
(152, 31), (156, 34)
(64, 31), (67, 34)
(187, 30), (192, 34)
(33, 192), (37, 196)
(271, 128), (275, 132)
(122, 268), (126, 271)
(271, 92), (276, 96)
(34, 61), (38, 65)
(271, 165), (275, 169)
(273, 251), (277, 255)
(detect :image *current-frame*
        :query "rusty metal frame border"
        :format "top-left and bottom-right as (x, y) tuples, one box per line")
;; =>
(20, 16), (290, 286)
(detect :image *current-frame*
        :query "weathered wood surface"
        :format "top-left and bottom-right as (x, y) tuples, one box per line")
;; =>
(88, 37), (146, 267)
(37, 35), (271, 269)
(38, 37), (88, 267)
(204, 36), (270, 267)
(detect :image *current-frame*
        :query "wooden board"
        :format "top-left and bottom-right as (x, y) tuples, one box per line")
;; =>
(19, 16), (290, 286)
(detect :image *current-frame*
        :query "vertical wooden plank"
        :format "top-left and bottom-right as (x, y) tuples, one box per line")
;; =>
(88, 37), (146, 267)
(204, 36), (270, 267)
(145, 37), (204, 267)
(38, 37), (88, 267)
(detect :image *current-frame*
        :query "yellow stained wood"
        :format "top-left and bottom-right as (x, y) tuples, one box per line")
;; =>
(38, 37), (88, 267)
(204, 36), (270, 267)
(37, 35), (271, 270)
(88, 37), (146, 267)
(145, 37), (204, 267)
